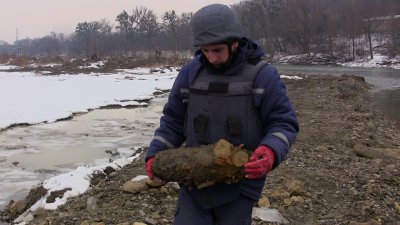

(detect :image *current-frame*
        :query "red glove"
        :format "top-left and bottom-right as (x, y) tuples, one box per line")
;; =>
(146, 157), (155, 180)
(244, 145), (275, 179)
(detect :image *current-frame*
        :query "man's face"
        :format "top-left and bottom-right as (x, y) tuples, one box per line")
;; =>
(200, 42), (238, 68)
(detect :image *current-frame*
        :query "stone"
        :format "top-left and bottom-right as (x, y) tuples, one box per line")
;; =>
(86, 196), (99, 216)
(9, 200), (27, 214)
(269, 188), (291, 199)
(348, 219), (381, 225)
(110, 197), (126, 207)
(80, 221), (90, 225)
(138, 209), (146, 216)
(257, 197), (271, 208)
(145, 179), (165, 188)
(285, 179), (305, 195)
(395, 202), (400, 214)
(122, 180), (148, 194)
(291, 196), (305, 204)
(152, 210), (161, 219)
(144, 217), (157, 225)
(283, 198), (292, 206)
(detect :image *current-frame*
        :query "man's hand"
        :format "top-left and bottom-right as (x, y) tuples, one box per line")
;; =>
(146, 157), (155, 180)
(244, 145), (275, 179)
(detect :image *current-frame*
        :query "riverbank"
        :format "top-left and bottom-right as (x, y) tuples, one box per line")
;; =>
(1, 53), (399, 76)
(270, 53), (400, 70)
(1, 74), (399, 225)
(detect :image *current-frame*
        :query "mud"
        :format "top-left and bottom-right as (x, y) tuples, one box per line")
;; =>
(1, 74), (400, 225)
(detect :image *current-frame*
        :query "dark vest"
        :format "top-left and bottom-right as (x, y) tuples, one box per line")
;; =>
(184, 60), (267, 209)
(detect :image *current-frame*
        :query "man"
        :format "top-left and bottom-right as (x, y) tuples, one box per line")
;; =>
(145, 3), (299, 225)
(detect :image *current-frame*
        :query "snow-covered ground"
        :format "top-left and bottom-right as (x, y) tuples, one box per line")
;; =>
(276, 53), (400, 70)
(0, 67), (177, 130)
(338, 54), (400, 70)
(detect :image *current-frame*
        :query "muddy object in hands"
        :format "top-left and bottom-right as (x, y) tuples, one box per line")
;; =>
(151, 139), (250, 189)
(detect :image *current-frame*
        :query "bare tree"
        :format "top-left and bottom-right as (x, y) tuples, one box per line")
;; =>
(75, 21), (101, 57)
(359, 0), (385, 59)
(131, 7), (159, 50)
(162, 10), (179, 54)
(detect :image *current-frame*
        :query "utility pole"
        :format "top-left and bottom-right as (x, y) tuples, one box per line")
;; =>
(16, 28), (18, 43)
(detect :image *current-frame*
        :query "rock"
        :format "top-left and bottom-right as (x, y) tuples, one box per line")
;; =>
(122, 181), (148, 193)
(86, 196), (99, 216)
(9, 200), (27, 214)
(257, 197), (271, 208)
(252, 207), (289, 224)
(152, 210), (161, 219)
(116, 222), (130, 225)
(124, 200), (135, 208)
(133, 223), (147, 225)
(285, 179), (305, 195)
(348, 219), (381, 225)
(103, 166), (117, 175)
(165, 182), (180, 191)
(291, 196), (305, 204)
(269, 188), (291, 199)
(31, 207), (49, 222)
(385, 164), (396, 170)
(144, 217), (157, 225)
(384, 197), (394, 206)
(80, 220), (90, 225)
(354, 147), (400, 160)
(138, 209), (146, 216)
(395, 202), (400, 214)
(283, 198), (292, 206)
(110, 197), (125, 207)
(145, 178), (165, 188)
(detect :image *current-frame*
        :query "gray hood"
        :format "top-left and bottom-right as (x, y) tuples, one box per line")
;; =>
(191, 4), (244, 47)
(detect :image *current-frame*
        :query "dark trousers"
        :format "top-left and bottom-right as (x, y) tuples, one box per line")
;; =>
(173, 187), (254, 225)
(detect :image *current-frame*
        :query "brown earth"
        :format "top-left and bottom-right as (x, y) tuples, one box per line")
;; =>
(1, 74), (400, 225)
(3, 56), (188, 75)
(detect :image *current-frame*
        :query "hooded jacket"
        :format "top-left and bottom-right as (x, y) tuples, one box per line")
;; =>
(146, 37), (299, 208)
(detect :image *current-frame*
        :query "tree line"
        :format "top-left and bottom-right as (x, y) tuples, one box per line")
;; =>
(2, 0), (400, 59)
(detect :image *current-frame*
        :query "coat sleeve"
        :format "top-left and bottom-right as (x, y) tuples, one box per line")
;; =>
(253, 64), (299, 167)
(145, 65), (190, 161)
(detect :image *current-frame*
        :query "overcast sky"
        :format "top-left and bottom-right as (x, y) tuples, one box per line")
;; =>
(0, 0), (242, 44)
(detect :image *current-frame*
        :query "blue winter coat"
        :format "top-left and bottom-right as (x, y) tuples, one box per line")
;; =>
(145, 37), (299, 206)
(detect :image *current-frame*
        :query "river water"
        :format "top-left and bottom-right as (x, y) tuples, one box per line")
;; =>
(275, 64), (400, 123)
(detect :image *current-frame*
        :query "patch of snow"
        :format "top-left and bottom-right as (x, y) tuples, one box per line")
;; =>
(131, 175), (148, 181)
(0, 67), (177, 130)
(78, 61), (106, 69)
(281, 75), (303, 80)
(14, 153), (141, 223)
(338, 54), (400, 70)
(0, 64), (18, 70)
